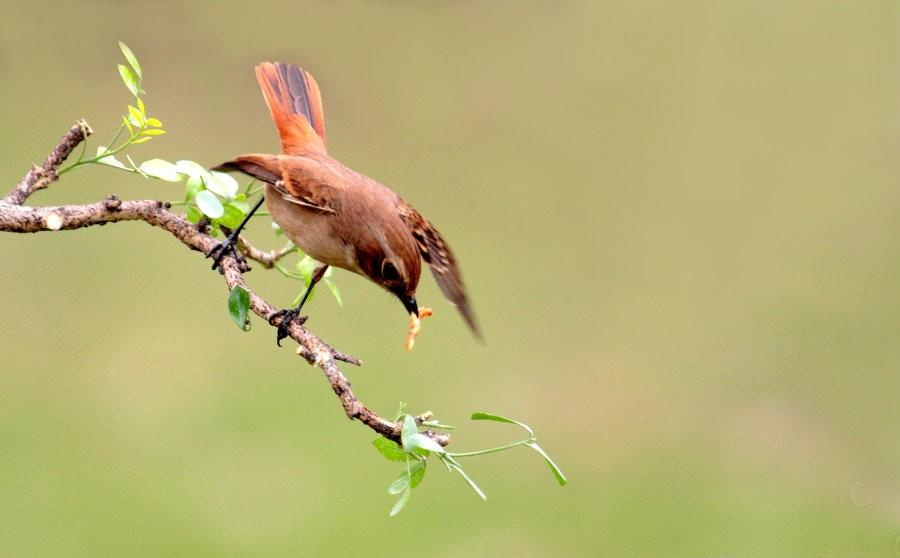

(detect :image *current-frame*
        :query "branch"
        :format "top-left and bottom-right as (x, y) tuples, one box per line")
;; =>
(237, 236), (295, 268)
(4, 120), (92, 206)
(0, 122), (450, 447)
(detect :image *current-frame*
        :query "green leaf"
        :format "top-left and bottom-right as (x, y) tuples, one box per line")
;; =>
(388, 475), (409, 496)
(271, 222), (283, 236)
(290, 285), (315, 307)
(228, 200), (250, 214)
(122, 115), (134, 136)
(95, 146), (127, 170)
(196, 190), (224, 219)
(372, 437), (408, 463)
(136, 97), (146, 116)
(140, 129), (166, 136)
(296, 256), (317, 286)
(526, 442), (567, 486)
(127, 105), (144, 126)
(145, 117), (163, 128)
(324, 278), (342, 306)
(389, 488), (410, 517)
(400, 415), (419, 453)
(227, 285), (251, 331)
(118, 41), (142, 79)
(208, 171), (239, 198)
(185, 205), (202, 224)
(139, 159), (182, 182)
(470, 412), (534, 437)
(184, 175), (204, 201)
(409, 460), (426, 489)
(175, 160), (212, 182)
(218, 202), (246, 229)
(411, 433), (444, 454)
(131, 136), (152, 144)
(118, 64), (139, 97)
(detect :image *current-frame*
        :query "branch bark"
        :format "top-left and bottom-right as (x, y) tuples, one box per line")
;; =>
(0, 122), (450, 447)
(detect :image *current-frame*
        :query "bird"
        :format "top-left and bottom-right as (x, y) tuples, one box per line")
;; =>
(208, 62), (479, 349)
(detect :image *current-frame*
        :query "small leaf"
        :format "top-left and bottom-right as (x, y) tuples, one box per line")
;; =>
(409, 460), (427, 489)
(207, 171), (239, 198)
(140, 129), (166, 136)
(470, 412), (534, 437)
(400, 415), (419, 453)
(324, 278), (342, 306)
(372, 437), (408, 463)
(218, 203), (246, 229)
(137, 97), (146, 116)
(271, 222), (283, 236)
(185, 175), (204, 201)
(196, 190), (224, 218)
(411, 433), (444, 454)
(118, 64), (139, 97)
(185, 205), (202, 224)
(296, 255), (317, 285)
(145, 117), (163, 128)
(139, 159), (182, 182)
(131, 136), (152, 144)
(122, 115), (134, 136)
(227, 285), (251, 331)
(127, 105), (144, 126)
(389, 488), (411, 517)
(388, 475), (409, 496)
(175, 160), (211, 179)
(527, 442), (567, 486)
(95, 146), (127, 170)
(118, 41), (142, 79)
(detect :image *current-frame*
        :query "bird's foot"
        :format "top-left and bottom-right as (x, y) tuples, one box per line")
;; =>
(206, 237), (247, 272)
(268, 308), (308, 346)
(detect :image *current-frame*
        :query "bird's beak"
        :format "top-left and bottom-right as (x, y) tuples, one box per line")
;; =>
(401, 294), (419, 317)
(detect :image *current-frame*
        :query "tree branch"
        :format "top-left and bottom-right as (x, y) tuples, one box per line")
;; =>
(0, 122), (450, 447)
(237, 236), (296, 268)
(4, 120), (92, 206)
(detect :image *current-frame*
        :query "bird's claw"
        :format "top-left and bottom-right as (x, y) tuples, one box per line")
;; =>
(268, 308), (308, 346)
(206, 238), (246, 271)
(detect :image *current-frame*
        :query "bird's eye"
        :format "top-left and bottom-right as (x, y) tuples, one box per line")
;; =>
(381, 260), (400, 281)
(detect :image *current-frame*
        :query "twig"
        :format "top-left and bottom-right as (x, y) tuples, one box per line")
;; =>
(237, 237), (295, 268)
(0, 122), (450, 447)
(4, 120), (92, 205)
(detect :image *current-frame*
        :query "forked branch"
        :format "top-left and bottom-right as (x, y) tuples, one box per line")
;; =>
(0, 122), (450, 447)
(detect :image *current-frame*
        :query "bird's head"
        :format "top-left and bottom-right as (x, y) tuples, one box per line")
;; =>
(357, 227), (422, 317)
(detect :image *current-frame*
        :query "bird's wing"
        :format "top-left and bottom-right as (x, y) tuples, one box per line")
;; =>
(212, 154), (336, 214)
(399, 202), (481, 337)
(255, 62), (327, 155)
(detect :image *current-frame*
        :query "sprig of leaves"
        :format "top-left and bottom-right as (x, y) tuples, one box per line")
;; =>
(373, 411), (566, 516)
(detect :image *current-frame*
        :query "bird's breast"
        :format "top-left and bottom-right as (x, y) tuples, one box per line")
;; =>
(264, 184), (360, 273)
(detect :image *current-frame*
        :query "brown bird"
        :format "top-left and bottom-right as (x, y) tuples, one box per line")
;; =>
(208, 62), (479, 348)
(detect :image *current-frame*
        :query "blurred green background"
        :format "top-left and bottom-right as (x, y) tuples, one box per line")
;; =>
(2, 1), (899, 556)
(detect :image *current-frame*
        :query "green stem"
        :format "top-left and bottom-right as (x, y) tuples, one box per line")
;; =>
(447, 438), (533, 458)
(275, 263), (303, 280)
(59, 123), (144, 175)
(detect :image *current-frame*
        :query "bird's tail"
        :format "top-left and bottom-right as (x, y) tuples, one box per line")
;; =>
(255, 62), (327, 155)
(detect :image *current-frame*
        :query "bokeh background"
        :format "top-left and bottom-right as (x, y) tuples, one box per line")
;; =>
(1, 1), (899, 556)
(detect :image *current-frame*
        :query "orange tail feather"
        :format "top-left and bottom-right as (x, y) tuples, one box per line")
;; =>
(255, 62), (327, 155)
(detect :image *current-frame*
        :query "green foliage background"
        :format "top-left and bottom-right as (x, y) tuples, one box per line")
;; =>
(1, 1), (899, 556)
